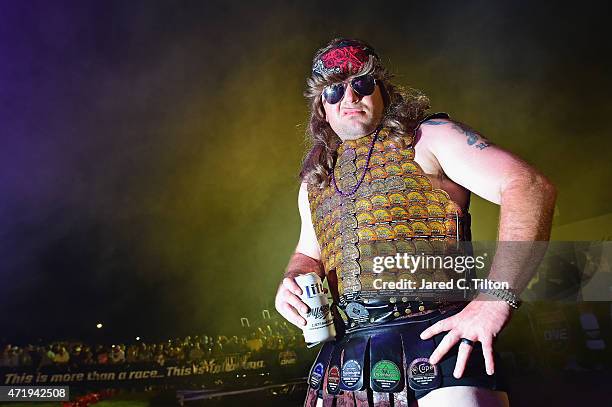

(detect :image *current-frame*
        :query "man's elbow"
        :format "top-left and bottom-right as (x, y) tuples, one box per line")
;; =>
(535, 173), (557, 203)
(523, 172), (557, 214)
(501, 170), (557, 204)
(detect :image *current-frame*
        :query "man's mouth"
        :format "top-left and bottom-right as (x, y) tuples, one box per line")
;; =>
(342, 109), (364, 116)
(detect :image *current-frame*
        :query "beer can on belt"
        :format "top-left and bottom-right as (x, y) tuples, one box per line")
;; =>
(295, 272), (336, 345)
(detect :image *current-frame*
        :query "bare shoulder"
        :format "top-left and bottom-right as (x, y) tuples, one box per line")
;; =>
(416, 117), (492, 152)
(412, 117), (486, 176)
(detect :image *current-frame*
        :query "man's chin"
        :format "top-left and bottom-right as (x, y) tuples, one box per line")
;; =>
(336, 123), (378, 141)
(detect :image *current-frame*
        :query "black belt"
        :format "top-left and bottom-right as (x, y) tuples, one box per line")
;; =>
(339, 300), (467, 333)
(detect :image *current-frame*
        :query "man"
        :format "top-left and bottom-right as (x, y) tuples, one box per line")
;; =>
(275, 38), (556, 406)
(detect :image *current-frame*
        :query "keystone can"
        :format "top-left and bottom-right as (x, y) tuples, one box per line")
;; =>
(295, 272), (336, 345)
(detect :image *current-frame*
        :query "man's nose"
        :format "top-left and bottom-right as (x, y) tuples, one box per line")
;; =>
(343, 84), (360, 104)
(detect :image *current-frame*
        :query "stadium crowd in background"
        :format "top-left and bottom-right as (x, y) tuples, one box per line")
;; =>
(0, 318), (303, 370)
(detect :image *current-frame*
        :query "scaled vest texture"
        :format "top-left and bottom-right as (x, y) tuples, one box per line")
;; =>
(307, 116), (472, 327)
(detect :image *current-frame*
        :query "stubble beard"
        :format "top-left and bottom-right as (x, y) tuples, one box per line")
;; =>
(335, 117), (381, 141)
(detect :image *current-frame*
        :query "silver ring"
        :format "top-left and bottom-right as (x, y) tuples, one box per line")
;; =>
(460, 338), (475, 346)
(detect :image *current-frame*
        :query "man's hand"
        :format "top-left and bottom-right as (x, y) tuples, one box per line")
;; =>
(275, 276), (310, 328)
(419, 296), (512, 378)
(275, 252), (325, 328)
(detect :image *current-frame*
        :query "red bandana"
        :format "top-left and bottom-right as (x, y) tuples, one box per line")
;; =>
(313, 40), (379, 76)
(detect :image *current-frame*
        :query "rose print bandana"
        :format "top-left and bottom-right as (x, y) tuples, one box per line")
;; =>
(312, 40), (380, 76)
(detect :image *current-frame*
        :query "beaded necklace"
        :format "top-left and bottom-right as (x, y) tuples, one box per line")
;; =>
(331, 126), (382, 197)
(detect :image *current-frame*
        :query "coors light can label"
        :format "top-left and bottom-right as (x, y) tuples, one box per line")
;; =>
(295, 272), (336, 344)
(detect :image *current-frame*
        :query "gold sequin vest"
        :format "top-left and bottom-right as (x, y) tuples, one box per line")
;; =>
(307, 113), (472, 313)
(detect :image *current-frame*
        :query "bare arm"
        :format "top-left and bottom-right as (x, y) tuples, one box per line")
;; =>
(295, 182), (322, 262)
(419, 118), (557, 377)
(275, 182), (324, 327)
(419, 119), (557, 291)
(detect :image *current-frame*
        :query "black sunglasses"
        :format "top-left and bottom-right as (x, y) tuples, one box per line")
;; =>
(322, 74), (377, 105)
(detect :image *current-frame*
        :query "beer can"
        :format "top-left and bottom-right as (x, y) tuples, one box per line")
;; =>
(295, 272), (337, 345)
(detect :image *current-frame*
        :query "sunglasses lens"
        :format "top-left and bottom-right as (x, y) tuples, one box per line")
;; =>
(323, 84), (345, 104)
(351, 75), (375, 96)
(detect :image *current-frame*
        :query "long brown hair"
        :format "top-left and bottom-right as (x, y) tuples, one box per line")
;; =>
(299, 38), (431, 188)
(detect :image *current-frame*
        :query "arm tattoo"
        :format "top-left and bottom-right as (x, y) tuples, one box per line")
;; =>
(422, 119), (492, 150)
(422, 120), (447, 126)
(451, 121), (491, 150)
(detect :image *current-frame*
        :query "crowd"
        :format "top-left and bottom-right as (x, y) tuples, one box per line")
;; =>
(0, 318), (303, 370)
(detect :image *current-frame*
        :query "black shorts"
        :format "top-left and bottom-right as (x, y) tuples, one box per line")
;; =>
(304, 304), (509, 406)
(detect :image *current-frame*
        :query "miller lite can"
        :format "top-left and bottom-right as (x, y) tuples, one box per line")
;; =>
(295, 272), (336, 345)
